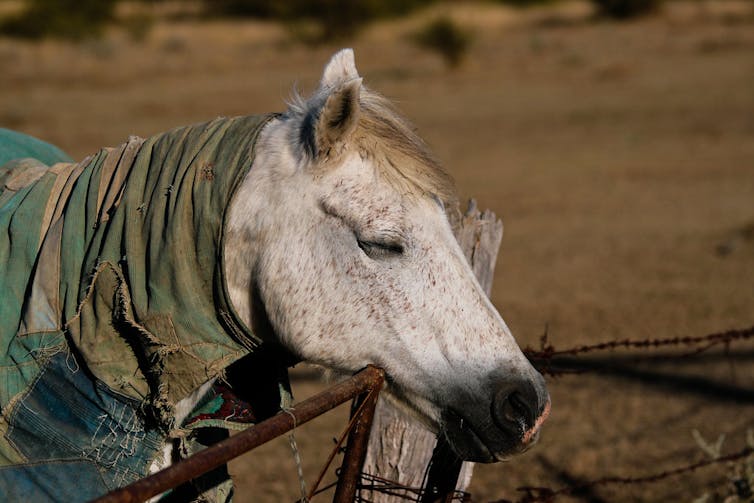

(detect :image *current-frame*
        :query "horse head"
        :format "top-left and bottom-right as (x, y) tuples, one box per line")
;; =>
(225, 49), (549, 462)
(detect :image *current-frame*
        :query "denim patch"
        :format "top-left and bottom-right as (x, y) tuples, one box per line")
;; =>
(6, 352), (164, 493)
(0, 460), (107, 502)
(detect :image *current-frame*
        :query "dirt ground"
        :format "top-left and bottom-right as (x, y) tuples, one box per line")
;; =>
(1, 1), (753, 501)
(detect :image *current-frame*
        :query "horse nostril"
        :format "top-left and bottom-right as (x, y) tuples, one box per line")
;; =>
(508, 392), (530, 422)
(492, 383), (537, 434)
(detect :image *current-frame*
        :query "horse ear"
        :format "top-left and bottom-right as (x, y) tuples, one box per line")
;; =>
(313, 77), (362, 159)
(300, 49), (362, 159)
(321, 48), (360, 88)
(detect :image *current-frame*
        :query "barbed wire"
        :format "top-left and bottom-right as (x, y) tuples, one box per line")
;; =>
(496, 324), (754, 502)
(355, 472), (471, 502)
(491, 446), (754, 503)
(524, 325), (754, 376)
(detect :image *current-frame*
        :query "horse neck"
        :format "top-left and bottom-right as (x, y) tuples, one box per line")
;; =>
(223, 116), (292, 335)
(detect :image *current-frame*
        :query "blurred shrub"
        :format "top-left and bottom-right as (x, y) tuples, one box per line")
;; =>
(0, 0), (118, 40)
(412, 17), (471, 69)
(206, 0), (438, 41)
(591, 0), (660, 19)
(493, 0), (555, 6)
(121, 12), (154, 43)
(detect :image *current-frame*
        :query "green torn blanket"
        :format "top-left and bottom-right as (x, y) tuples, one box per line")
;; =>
(0, 115), (281, 498)
(0, 128), (73, 167)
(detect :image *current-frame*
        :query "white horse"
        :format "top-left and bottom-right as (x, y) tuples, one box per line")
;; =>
(221, 49), (549, 463)
(0, 49), (548, 501)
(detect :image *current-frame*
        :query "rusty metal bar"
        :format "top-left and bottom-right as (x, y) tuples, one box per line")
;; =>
(91, 365), (385, 503)
(332, 381), (382, 503)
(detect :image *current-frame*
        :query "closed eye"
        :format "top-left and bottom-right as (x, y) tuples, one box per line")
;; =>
(320, 200), (406, 259)
(356, 237), (404, 259)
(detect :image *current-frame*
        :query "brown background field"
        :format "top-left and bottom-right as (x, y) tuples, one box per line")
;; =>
(1, 1), (753, 501)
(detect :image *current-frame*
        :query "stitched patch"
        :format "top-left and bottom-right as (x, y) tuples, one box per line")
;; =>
(6, 352), (163, 490)
(0, 460), (108, 502)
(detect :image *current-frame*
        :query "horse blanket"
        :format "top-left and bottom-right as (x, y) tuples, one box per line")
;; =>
(0, 116), (288, 501)
(0, 127), (73, 167)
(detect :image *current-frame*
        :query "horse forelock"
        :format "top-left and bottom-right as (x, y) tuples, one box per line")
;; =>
(287, 86), (458, 208)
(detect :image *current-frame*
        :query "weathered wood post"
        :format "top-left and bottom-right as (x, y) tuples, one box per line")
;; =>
(362, 200), (504, 501)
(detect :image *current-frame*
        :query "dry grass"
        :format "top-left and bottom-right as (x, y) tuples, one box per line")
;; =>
(1, 1), (753, 500)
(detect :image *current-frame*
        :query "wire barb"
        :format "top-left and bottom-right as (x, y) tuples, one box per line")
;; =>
(493, 446), (754, 503)
(525, 325), (754, 376)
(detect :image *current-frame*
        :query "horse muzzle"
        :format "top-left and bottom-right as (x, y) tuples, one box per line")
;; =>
(441, 375), (550, 462)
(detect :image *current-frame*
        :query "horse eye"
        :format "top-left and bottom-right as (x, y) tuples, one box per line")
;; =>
(356, 237), (404, 259)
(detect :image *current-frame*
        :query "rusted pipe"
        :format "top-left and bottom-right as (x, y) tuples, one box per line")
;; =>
(91, 365), (385, 503)
(332, 380), (382, 503)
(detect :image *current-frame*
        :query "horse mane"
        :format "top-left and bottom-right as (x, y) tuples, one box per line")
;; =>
(288, 86), (458, 207)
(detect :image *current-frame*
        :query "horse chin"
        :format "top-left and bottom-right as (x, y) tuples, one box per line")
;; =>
(441, 409), (528, 463)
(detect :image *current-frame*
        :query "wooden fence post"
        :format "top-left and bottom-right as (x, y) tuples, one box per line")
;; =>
(362, 200), (504, 501)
